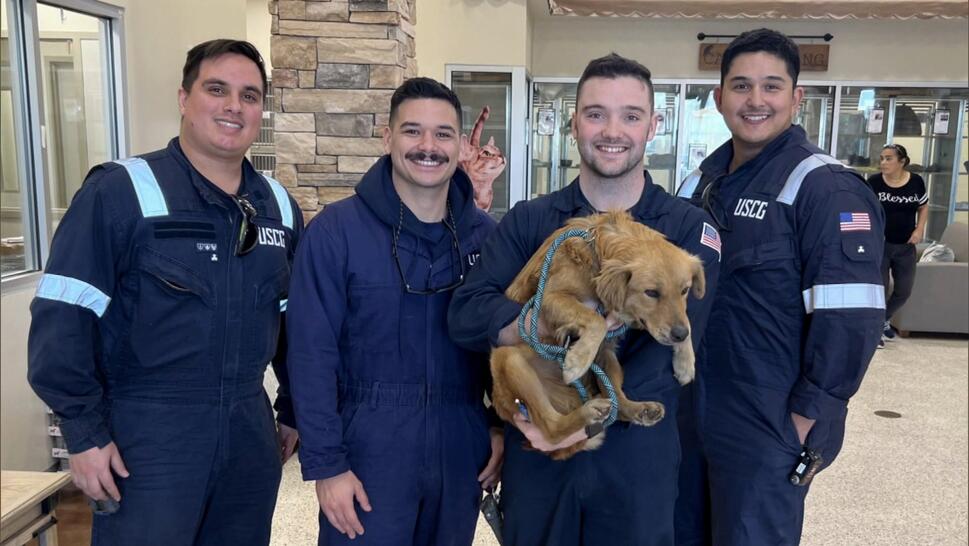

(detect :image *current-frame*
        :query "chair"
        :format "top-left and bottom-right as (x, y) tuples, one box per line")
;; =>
(892, 222), (969, 335)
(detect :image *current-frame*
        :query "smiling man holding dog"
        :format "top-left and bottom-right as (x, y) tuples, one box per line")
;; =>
(674, 29), (885, 545)
(449, 54), (721, 545)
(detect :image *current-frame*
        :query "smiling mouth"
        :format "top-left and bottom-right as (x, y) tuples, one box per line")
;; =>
(741, 113), (771, 123)
(596, 144), (629, 154)
(215, 119), (243, 130)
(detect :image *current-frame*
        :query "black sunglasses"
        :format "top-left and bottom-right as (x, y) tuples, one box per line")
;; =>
(232, 194), (259, 256)
(701, 175), (731, 232)
(392, 200), (466, 295)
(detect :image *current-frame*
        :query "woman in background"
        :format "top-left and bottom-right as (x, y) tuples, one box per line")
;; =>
(867, 143), (928, 345)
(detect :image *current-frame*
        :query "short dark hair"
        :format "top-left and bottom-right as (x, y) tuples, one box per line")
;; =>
(576, 53), (654, 111)
(720, 28), (800, 86)
(182, 39), (267, 95)
(389, 77), (463, 127)
(883, 143), (911, 167)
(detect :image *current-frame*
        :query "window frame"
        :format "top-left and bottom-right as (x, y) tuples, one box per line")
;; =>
(1, 0), (127, 288)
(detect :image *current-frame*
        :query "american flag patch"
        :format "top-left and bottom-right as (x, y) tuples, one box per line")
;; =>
(700, 222), (721, 258)
(839, 212), (871, 232)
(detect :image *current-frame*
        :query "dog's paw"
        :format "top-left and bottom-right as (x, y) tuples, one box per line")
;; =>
(581, 398), (613, 425)
(674, 363), (695, 385)
(562, 349), (595, 384)
(625, 401), (665, 427)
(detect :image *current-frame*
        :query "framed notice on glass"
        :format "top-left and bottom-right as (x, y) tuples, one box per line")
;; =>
(537, 108), (556, 136)
(866, 108), (885, 134)
(688, 144), (707, 171)
(655, 107), (673, 136)
(933, 110), (951, 135)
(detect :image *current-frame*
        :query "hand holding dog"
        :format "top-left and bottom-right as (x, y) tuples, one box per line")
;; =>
(497, 301), (622, 347)
(512, 413), (588, 451)
(316, 471), (372, 539)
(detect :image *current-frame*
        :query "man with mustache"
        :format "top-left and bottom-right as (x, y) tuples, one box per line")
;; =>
(448, 54), (721, 545)
(286, 77), (503, 545)
(674, 29), (884, 545)
(27, 40), (302, 545)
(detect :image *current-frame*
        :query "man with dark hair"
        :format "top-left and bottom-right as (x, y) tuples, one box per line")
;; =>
(675, 28), (884, 545)
(287, 76), (503, 545)
(27, 39), (302, 545)
(448, 53), (721, 545)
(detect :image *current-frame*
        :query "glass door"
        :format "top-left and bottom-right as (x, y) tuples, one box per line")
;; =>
(795, 85), (835, 151)
(836, 86), (969, 241)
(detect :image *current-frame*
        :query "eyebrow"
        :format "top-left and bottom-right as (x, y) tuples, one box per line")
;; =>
(399, 121), (457, 132)
(201, 78), (263, 97)
(580, 104), (648, 114)
(728, 75), (788, 84)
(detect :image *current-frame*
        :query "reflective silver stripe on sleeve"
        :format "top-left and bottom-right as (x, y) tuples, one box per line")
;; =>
(776, 154), (844, 205)
(676, 169), (702, 198)
(279, 299), (288, 312)
(35, 274), (112, 317)
(262, 174), (294, 230)
(802, 283), (886, 314)
(114, 157), (168, 217)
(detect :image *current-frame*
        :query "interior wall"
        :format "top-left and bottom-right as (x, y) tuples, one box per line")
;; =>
(531, 17), (969, 82)
(415, 0), (529, 82)
(114, 0), (248, 155)
(247, 0), (273, 70)
(1, 285), (50, 471)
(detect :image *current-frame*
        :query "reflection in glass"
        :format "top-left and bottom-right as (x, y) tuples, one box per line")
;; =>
(1, 6), (27, 274)
(37, 2), (111, 233)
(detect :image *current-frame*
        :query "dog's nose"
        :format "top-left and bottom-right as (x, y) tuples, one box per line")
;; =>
(670, 325), (689, 343)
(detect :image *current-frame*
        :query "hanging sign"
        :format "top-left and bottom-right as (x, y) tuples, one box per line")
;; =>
(699, 43), (830, 72)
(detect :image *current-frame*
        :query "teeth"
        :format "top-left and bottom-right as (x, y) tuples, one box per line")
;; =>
(598, 146), (626, 153)
(414, 159), (441, 167)
(216, 120), (242, 129)
(743, 115), (768, 121)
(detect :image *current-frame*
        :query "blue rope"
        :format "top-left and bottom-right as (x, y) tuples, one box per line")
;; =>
(516, 229), (625, 427)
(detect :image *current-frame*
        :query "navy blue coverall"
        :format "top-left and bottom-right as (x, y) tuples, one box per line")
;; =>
(286, 156), (496, 546)
(448, 174), (721, 546)
(674, 125), (885, 545)
(27, 138), (303, 546)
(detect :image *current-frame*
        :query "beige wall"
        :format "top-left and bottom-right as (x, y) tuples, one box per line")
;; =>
(247, 0), (273, 70)
(415, 0), (529, 82)
(1, 284), (50, 471)
(531, 17), (969, 82)
(115, 0), (248, 155)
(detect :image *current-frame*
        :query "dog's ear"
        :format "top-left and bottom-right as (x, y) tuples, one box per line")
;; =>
(595, 259), (630, 311)
(690, 256), (706, 299)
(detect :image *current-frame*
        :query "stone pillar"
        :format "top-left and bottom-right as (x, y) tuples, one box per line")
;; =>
(269, 0), (417, 223)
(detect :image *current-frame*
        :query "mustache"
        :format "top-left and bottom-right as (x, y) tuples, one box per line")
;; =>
(405, 151), (449, 163)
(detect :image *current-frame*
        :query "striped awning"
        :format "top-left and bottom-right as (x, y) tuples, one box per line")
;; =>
(546, 0), (969, 20)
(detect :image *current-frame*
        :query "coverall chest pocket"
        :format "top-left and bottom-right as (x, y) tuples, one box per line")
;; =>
(712, 239), (802, 353)
(346, 284), (400, 360)
(128, 247), (216, 374)
(243, 266), (290, 366)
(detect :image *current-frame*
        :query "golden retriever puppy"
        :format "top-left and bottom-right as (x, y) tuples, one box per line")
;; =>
(490, 211), (705, 459)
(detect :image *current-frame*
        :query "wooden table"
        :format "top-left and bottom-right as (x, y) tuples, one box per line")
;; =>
(1, 471), (71, 546)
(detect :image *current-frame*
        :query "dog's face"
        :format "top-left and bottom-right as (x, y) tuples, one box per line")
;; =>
(594, 242), (705, 346)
